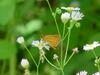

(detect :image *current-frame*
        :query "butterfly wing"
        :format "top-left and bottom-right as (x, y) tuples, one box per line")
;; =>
(42, 35), (60, 48)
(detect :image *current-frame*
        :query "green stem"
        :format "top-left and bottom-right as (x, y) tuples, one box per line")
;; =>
(23, 44), (37, 66)
(92, 50), (100, 72)
(92, 50), (97, 58)
(56, 59), (61, 67)
(61, 69), (64, 75)
(64, 52), (75, 66)
(64, 29), (71, 64)
(45, 0), (61, 36)
(44, 56), (60, 70)
(61, 23), (66, 65)
(62, 32), (68, 41)
(64, 21), (74, 64)
(97, 64), (100, 72)
(36, 57), (41, 75)
(36, 66), (39, 75)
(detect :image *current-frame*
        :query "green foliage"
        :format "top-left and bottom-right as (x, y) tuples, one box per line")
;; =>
(0, 0), (100, 75)
(16, 19), (43, 35)
(0, 0), (15, 25)
(0, 40), (16, 59)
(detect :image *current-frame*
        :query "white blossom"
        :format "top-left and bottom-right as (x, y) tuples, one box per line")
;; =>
(17, 36), (24, 44)
(92, 72), (100, 75)
(61, 7), (74, 11)
(61, 12), (70, 24)
(74, 7), (80, 11)
(32, 39), (50, 50)
(21, 59), (29, 69)
(92, 41), (100, 48)
(61, 7), (80, 11)
(71, 11), (84, 21)
(53, 54), (58, 60)
(76, 71), (87, 75)
(83, 41), (100, 51)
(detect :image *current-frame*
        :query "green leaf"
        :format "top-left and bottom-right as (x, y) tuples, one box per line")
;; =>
(0, 0), (15, 25)
(25, 19), (42, 35)
(0, 40), (16, 59)
(16, 19), (43, 35)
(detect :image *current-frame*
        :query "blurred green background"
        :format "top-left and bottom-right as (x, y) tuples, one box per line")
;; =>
(0, 0), (100, 75)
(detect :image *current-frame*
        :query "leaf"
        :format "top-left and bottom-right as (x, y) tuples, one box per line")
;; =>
(16, 19), (43, 35)
(0, 40), (17, 59)
(0, 0), (15, 25)
(25, 19), (42, 35)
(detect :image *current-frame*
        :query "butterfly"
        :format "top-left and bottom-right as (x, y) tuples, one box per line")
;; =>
(42, 35), (60, 49)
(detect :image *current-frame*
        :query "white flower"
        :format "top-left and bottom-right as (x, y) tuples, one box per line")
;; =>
(76, 71), (87, 75)
(74, 7), (80, 11)
(61, 12), (70, 24)
(71, 11), (84, 21)
(83, 44), (94, 51)
(72, 47), (79, 53)
(61, 7), (80, 11)
(61, 7), (74, 11)
(92, 41), (100, 48)
(32, 39), (50, 50)
(83, 41), (100, 51)
(53, 54), (58, 60)
(92, 72), (100, 75)
(17, 36), (24, 44)
(21, 59), (29, 69)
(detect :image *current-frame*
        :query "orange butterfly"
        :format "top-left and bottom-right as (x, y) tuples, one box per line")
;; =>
(42, 35), (60, 49)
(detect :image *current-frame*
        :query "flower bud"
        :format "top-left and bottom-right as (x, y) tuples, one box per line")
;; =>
(53, 54), (58, 60)
(17, 36), (24, 44)
(61, 12), (70, 24)
(72, 47), (79, 53)
(21, 59), (29, 69)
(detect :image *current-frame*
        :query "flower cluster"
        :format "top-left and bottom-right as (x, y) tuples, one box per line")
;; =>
(76, 71), (100, 75)
(83, 41), (100, 51)
(61, 7), (84, 24)
(32, 39), (50, 62)
(92, 72), (100, 75)
(32, 39), (50, 50)
(76, 70), (87, 75)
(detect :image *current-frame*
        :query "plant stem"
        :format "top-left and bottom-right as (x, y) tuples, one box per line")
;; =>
(56, 59), (61, 67)
(64, 29), (71, 64)
(36, 56), (41, 75)
(23, 44), (37, 66)
(44, 55), (60, 70)
(64, 21), (74, 64)
(97, 63), (100, 72)
(61, 32), (68, 41)
(61, 69), (64, 75)
(45, 0), (61, 36)
(92, 50), (100, 72)
(64, 52), (75, 66)
(36, 66), (39, 75)
(61, 23), (66, 65)
(92, 50), (97, 58)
